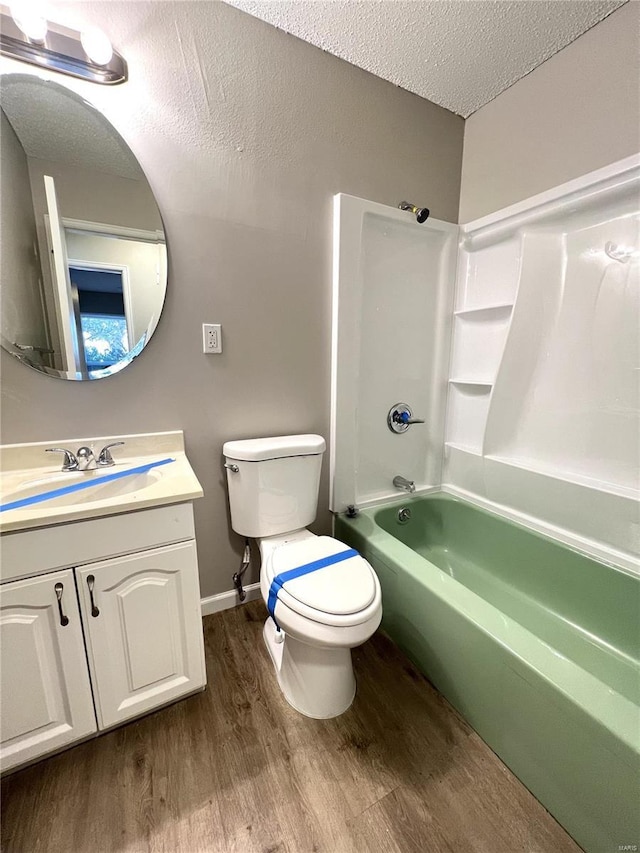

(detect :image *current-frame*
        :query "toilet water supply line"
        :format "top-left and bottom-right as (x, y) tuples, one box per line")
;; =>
(233, 539), (251, 601)
(0, 457), (175, 513)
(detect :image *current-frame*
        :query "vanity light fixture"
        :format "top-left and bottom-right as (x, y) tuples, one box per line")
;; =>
(80, 26), (113, 67)
(9, 2), (47, 43)
(0, 5), (127, 84)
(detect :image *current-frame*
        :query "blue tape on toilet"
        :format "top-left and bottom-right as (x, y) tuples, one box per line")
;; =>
(0, 457), (175, 513)
(267, 547), (360, 627)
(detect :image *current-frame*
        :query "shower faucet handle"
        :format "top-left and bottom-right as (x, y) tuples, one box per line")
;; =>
(387, 403), (426, 434)
(397, 411), (425, 425)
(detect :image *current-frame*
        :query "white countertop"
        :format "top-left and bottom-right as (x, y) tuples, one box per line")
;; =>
(0, 431), (204, 534)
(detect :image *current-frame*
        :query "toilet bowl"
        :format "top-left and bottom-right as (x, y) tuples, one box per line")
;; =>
(223, 434), (382, 718)
(259, 530), (382, 718)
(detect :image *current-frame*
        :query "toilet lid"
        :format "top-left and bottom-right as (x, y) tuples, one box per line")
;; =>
(268, 536), (376, 616)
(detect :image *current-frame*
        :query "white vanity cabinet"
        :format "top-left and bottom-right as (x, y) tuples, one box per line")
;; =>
(77, 541), (205, 729)
(0, 503), (206, 773)
(0, 570), (97, 773)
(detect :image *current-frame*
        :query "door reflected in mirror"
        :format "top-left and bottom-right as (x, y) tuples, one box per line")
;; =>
(0, 74), (167, 380)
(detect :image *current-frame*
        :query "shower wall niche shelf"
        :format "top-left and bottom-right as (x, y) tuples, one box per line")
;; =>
(449, 304), (513, 388)
(444, 441), (484, 455)
(455, 238), (521, 311)
(445, 230), (519, 455)
(449, 379), (493, 387)
(453, 303), (514, 318)
(444, 382), (493, 454)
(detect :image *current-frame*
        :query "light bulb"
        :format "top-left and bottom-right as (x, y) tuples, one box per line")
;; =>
(10, 2), (48, 42)
(81, 26), (113, 66)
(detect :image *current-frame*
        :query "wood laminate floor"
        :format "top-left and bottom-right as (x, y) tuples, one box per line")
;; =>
(1, 601), (581, 853)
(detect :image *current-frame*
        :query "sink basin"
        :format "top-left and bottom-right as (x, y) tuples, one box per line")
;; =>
(2, 468), (164, 510)
(0, 433), (203, 534)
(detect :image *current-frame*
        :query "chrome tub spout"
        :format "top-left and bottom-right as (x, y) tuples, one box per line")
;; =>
(393, 475), (415, 493)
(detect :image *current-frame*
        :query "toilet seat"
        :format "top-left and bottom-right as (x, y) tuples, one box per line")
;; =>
(265, 536), (381, 628)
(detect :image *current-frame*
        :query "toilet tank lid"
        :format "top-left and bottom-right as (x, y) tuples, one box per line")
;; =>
(223, 434), (326, 462)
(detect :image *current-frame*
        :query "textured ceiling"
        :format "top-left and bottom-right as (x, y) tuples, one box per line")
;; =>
(1, 76), (145, 179)
(224, 0), (627, 117)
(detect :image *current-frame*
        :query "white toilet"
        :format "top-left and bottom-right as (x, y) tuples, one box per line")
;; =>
(223, 434), (382, 719)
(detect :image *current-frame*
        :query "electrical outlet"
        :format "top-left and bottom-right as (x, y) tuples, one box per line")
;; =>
(202, 323), (222, 354)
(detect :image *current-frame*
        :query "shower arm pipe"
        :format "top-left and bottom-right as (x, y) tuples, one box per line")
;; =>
(398, 201), (430, 223)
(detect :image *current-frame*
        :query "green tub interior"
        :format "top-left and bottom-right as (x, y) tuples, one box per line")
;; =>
(374, 496), (639, 704)
(336, 493), (640, 853)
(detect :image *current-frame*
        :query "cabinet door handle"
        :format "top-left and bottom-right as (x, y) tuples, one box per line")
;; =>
(54, 582), (69, 626)
(86, 575), (100, 617)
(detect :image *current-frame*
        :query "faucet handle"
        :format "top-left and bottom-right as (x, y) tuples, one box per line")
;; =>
(45, 447), (79, 471)
(97, 441), (125, 467)
(387, 403), (426, 434)
(398, 412), (425, 425)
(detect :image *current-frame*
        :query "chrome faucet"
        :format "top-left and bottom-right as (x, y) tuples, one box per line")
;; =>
(76, 446), (97, 470)
(393, 475), (415, 493)
(46, 441), (125, 472)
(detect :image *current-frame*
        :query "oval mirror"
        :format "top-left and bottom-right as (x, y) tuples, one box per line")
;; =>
(0, 74), (167, 380)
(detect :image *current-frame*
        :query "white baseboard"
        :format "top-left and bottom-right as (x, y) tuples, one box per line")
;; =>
(200, 582), (262, 616)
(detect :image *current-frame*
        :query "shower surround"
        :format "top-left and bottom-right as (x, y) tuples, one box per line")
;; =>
(331, 155), (640, 853)
(445, 155), (639, 566)
(332, 154), (639, 567)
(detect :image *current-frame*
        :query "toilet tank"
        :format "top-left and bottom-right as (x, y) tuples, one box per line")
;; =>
(223, 434), (326, 538)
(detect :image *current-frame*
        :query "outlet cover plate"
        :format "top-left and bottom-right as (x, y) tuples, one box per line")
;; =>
(202, 323), (222, 353)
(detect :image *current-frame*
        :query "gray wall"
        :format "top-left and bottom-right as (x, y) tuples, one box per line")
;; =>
(27, 158), (163, 233)
(459, 2), (640, 222)
(0, 1), (464, 598)
(0, 112), (48, 358)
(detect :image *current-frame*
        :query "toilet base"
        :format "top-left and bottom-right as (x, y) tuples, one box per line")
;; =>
(263, 618), (356, 719)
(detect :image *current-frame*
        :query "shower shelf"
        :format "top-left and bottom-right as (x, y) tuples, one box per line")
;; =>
(454, 303), (513, 318)
(449, 379), (493, 387)
(445, 381), (493, 454)
(449, 303), (513, 394)
(445, 441), (483, 456)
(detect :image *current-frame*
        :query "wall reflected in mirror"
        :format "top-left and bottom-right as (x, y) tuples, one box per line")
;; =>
(0, 74), (167, 381)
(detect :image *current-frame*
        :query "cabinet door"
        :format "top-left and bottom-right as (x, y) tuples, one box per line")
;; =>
(0, 570), (97, 772)
(77, 541), (206, 729)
